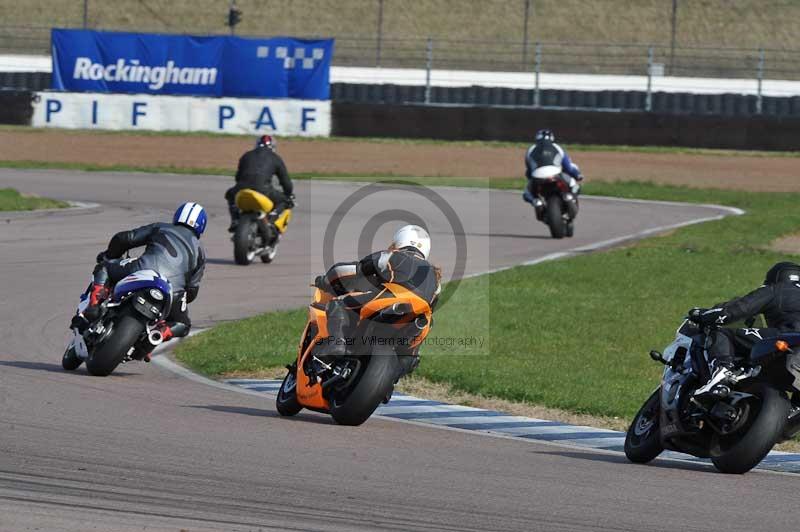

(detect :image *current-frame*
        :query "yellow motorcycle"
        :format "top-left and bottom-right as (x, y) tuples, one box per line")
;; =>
(232, 189), (291, 265)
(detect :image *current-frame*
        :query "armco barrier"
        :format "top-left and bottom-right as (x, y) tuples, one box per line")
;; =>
(4, 75), (800, 117)
(331, 102), (800, 151)
(1, 91), (798, 150)
(0, 90), (34, 125)
(329, 83), (800, 118)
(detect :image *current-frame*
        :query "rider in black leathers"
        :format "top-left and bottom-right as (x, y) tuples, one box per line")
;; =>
(689, 261), (800, 385)
(72, 202), (207, 353)
(225, 135), (295, 231)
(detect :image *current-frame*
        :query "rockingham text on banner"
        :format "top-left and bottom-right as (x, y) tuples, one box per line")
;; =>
(51, 29), (334, 99)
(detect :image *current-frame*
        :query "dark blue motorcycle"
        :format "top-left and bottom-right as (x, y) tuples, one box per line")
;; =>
(63, 269), (172, 376)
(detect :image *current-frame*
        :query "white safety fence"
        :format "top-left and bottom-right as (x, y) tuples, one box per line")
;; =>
(6, 54), (800, 98)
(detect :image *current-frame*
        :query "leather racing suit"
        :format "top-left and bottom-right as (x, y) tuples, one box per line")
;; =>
(91, 222), (206, 338)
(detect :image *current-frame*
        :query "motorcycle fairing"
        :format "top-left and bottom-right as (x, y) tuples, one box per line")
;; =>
(532, 165), (562, 179)
(113, 270), (172, 301)
(274, 209), (292, 233)
(235, 189), (275, 213)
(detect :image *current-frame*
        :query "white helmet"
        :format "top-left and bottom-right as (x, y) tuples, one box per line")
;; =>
(391, 225), (431, 259)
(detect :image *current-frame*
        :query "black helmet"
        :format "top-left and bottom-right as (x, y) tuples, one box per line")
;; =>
(535, 129), (555, 142)
(764, 261), (800, 285)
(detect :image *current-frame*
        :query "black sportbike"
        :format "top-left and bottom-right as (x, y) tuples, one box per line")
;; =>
(625, 317), (800, 474)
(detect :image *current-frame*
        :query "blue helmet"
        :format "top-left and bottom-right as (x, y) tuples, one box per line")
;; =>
(173, 202), (207, 237)
(535, 129), (555, 142)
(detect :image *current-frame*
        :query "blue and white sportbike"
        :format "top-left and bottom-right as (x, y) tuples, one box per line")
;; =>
(63, 270), (173, 376)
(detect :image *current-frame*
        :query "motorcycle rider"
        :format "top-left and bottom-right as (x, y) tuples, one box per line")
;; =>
(71, 202), (207, 359)
(225, 135), (295, 232)
(689, 261), (800, 394)
(523, 129), (584, 216)
(319, 225), (441, 376)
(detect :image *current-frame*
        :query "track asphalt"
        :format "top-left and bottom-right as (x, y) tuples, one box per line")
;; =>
(2, 168), (792, 532)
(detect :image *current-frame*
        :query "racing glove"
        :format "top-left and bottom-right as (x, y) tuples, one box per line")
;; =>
(285, 194), (296, 209)
(688, 307), (725, 325)
(96, 251), (108, 264)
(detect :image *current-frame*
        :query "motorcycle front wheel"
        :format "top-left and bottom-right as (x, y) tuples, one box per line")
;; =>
(624, 388), (664, 464)
(276, 370), (302, 416)
(62, 344), (82, 371)
(709, 383), (789, 474)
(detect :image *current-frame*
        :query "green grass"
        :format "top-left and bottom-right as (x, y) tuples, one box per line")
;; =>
(0, 188), (67, 211)
(4, 0), (800, 64)
(0, 158), (520, 188)
(175, 181), (800, 418)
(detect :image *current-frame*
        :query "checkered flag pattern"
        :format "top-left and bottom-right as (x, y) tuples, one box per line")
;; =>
(265, 46), (326, 70)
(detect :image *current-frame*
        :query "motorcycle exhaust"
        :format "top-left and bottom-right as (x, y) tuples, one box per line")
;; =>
(563, 193), (579, 219)
(147, 329), (164, 346)
(784, 408), (800, 440)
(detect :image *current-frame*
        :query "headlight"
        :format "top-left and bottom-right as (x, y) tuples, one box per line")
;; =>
(149, 289), (164, 301)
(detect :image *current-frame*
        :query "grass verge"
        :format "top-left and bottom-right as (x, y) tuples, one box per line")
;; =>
(0, 159), (522, 189)
(0, 187), (68, 211)
(174, 181), (800, 423)
(2, 126), (799, 157)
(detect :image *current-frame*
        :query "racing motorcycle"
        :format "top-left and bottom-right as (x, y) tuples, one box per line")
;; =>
(62, 269), (173, 376)
(525, 165), (580, 239)
(231, 188), (292, 265)
(276, 269), (433, 426)
(625, 317), (800, 474)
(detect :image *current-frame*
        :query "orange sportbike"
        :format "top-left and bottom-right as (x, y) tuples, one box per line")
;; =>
(276, 268), (433, 425)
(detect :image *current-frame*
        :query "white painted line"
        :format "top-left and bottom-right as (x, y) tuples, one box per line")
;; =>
(375, 404), (485, 415)
(0, 200), (102, 220)
(405, 415), (547, 425)
(472, 424), (613, 437)
(554, 436), (627, 447)
(151, 353), (269, 399)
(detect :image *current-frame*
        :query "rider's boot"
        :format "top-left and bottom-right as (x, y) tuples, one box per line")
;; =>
(71, 282), (109, 332)
(227, 204), (240, 233)
(321, 300), (350, 359)
(694, 359), (742, 398)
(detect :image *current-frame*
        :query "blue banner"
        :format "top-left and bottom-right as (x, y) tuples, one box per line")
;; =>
(51, 29), (333, 99)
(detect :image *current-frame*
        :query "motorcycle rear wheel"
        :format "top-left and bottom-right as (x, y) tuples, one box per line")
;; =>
(624, 388), (664, 464)
(545, 195), (566, 239)
(330, 349), (399, 426)
(276, 370), (302, 416)
(233, 220), (257, 265)
(85, 312), (145, 377)
(709, 383), (789, 474)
